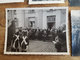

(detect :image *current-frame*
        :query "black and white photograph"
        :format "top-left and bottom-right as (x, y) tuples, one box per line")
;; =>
(29, 0), (65, 4)
(4, 7), (69, 55)
(69, 0), (80, 6)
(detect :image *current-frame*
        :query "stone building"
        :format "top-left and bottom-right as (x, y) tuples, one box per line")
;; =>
(7, 9), (66, 30)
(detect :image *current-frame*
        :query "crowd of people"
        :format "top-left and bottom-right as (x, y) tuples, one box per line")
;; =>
(7, 25), (67, 52)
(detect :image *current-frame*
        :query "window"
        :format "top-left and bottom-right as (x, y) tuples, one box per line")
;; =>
(28, 10), (35, 14)
(47, 15), (56, 22)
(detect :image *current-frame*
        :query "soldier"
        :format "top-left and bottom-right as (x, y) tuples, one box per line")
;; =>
(21, 31), (29, 52)
(11, 32), (21, 52)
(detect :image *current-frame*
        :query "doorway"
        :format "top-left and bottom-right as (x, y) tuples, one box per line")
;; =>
(28, 17), (36, 29)
(47, 15), (56, 30)
(29, 21), (35, 28)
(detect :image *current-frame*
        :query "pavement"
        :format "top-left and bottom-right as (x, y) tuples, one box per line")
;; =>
(27, 40), (57, 52)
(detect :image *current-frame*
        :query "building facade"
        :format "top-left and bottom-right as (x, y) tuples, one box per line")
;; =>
(7, 9), (66, 30)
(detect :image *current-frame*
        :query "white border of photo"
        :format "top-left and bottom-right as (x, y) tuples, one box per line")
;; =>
(29, 0), (65, 4)
(0, 0), (24, 3)
(4, 7), (70, 55)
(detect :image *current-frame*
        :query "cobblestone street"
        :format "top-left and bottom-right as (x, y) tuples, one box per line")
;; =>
(27, 40), (57, 52)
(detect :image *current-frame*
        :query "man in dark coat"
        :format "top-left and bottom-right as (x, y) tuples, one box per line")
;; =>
(7, 20), (16, 51)
(21, 31), (29, 52)
(11, 32), (21, 52)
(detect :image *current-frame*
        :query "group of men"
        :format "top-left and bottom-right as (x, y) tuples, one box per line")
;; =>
(9, 28), (56, 52)
(10, 28), (29, 52)
(7, 22), (67, 52)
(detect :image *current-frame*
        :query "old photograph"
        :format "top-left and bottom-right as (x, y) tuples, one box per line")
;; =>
(4, 7), (69, 55)
(29, 0), (65, 4)
(0, 0), (24, 3)
(71, 10), (80, 56)
(69, 0), (80, 6)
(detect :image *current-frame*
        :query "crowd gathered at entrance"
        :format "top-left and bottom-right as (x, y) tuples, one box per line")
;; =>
(7, 22), (67, 52)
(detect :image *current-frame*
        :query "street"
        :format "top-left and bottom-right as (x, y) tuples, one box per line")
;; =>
(27, 40), (57, 52)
